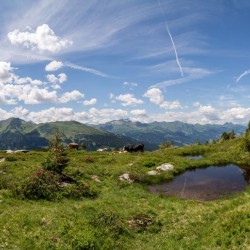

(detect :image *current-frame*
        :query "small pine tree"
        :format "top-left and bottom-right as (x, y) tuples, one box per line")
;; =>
(228, 130), (236, 139)
(246, 121), (250, 135)
(42, 129), (69, 174)
(159, 141), (172, 149)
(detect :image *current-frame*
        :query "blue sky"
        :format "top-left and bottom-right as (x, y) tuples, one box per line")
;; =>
(1, 0), (250, 124)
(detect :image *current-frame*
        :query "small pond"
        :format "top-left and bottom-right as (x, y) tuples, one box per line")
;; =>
(148, 164), (250, 201)
(185, 155), (203, 160)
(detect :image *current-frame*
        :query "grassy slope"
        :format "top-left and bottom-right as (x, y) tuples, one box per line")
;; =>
(0, 137), (250, 249)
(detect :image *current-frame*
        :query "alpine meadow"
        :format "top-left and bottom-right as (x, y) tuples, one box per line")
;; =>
(1, 1), (250, 249)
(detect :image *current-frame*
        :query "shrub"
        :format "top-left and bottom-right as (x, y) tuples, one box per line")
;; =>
(42, 129), (69, 174)
(141, 157), (160, 168)
(20, 170), (60, 200)
(243, 135), (250, 152)
(159, 141), (173, 149)
(5, 156), (18, 162)
(84, 156), (94, 163)
(62, 181), (98, 199)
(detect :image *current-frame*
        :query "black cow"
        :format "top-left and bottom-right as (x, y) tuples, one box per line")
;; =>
(123, 144), (144, 153)
(69, 143), (79, 150)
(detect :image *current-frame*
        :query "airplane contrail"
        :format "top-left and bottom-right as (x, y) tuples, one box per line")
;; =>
(64, 62), (109, 78)
(157, 0), (184, 77)
(236, 69), (250, 82)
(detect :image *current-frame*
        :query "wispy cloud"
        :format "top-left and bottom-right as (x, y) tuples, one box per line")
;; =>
(150, 67), (213, 89)
(236, 69), (250, 82)
(64, 62), (108, 78)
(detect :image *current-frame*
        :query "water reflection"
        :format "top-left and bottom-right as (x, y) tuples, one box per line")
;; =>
(148, 164), (250, 201)
(185, 155), (203, 160)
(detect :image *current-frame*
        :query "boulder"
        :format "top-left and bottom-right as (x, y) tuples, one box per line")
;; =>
(119, 173), (133, 183)
(147, 170), (159, 176)
(156, 163), (174, 171)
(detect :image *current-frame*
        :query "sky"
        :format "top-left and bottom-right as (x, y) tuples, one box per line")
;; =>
(1, 0), (250, 125)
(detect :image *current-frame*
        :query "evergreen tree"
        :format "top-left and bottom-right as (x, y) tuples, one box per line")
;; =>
(42, 129), (69, 174)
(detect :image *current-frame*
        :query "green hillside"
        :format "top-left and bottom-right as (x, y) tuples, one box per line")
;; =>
(94, 119), (246, 147)
(0, 118), (140, 150)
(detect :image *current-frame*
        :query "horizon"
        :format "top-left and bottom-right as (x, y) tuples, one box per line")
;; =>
(1, 1), (250, 125)
(2, 116), (247, 127)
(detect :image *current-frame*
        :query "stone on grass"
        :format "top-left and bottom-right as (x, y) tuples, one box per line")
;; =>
(156, 163), (174, 171)
(91, 175), (101, 182)
(147, 170), (159, 176)
(119, 173), (133, 183)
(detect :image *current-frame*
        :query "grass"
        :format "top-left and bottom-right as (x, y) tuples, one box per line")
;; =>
(0, 138), (250, 249)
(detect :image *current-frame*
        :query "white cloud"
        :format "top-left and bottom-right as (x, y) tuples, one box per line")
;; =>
(130, 109), (147, 116)
(144, 88), (181, 110)
(150, 67), (213, 89)
(123, 81), (138, 88)
(45, 60), (64, 71)
(144, 88), (164, 105)
(17, 85), (58, 104)
(14, 76), (43, 85)
(46, 74), (58, 84)
(160, 101), (182, 109)
(58, 73), (67, 83)
(28, 107), (75, 123)
(8, 24), (73, 53)
(0, 94), (16, 105)
(115, 93), (143, 106)
(0, 61), (14, 83)
(58, 90), (84, 103)
(47, 73), (67, 84)
(83, 98), (97, 106)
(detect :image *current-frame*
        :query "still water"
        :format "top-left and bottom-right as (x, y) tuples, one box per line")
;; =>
(148, 164), (250, 201)
(186, 155), (203, 159)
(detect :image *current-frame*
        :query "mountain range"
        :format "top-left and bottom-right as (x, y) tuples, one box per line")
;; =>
(0, 118), (246, 151)
(93, 119), (246, 148)
(0, 118), (138, 150)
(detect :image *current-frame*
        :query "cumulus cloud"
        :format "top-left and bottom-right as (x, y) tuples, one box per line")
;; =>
(160, 101), (181, 109)
(115, 93), (143, 106)
(14, 77), (43, 85)
(0, 61), (84, 105)
(28, 107), (75, 123)
(83, 98), (97, 106)
(45, 60), (64, 71)
(130, 109), (147, 116)
(143, 88), (164, 105)
(47, 73), (67, 84)
(23, 107), (128, 124)
(8, 24), (73, 53)
(0, 61), (14, 83)
(58, 90), (84, 103)
(144, 88), (181, 110)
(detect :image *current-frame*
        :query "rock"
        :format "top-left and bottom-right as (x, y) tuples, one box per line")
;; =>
(156, 163), (174, 171)
(147, 170), (159, 176)
(119, 173), (133, 183)
(91, 175), (101, 182)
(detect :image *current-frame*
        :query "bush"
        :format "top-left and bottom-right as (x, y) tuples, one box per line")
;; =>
(5, 156), (18, 162)
(243, 136), (250, 152)
(159, 141), (172, 149)
(141, 157), (160, 168)
(20, 170), (61, 200)
(84, 156), (94, 163)
(62, 181), (98, 199)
